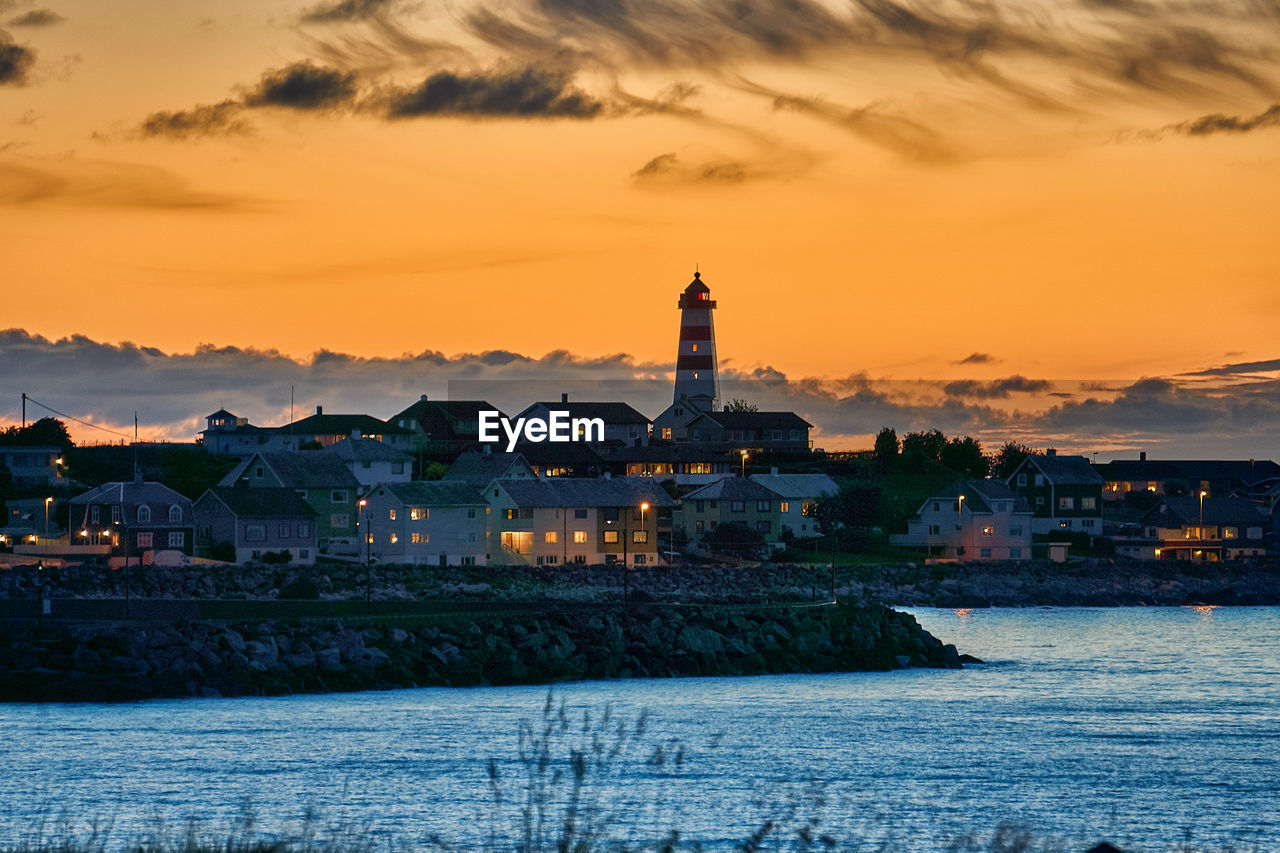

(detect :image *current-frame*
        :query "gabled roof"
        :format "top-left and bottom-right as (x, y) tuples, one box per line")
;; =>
(284, 413), (412, 437)
(512, 441), (605, 468)
(701, 411), (813, 430)
(600, 443), (734, 463)
(391, 398), (503, 431)
(919, 479), (1030, 515)
(71, 480), (192, 506)
(493, 478), (675, 508)
(323, 437), (413, 464)
(749, 473), (839, 498)
(443, 449), (537, 484)
(1143, 496), (1267, 527)
(682, 477), (781, 502)
(518, 401), (651, 424)
(207, 409), (237, 420)
(1017, 453), (1104, 486)
(1097, 459), (1280, 487)
(200, 487), (316, 519)
(374, 481), (487, 506)
(221, 452), (360, 489)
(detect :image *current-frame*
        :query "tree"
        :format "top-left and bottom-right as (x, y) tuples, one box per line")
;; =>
(722, 399), (758, 413)
(989, 441), (1036, 479)
(0, 417), (74, 451)
(704, 521), (766, 557)
(901, 429), (946, 467)
(940, 436), (989, 477)
(873, 427), (899, 470)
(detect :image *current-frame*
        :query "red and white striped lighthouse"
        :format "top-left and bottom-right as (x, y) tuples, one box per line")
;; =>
(673, 271), (719, 410)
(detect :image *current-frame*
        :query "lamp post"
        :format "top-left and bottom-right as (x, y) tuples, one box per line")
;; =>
(44, 497), (53, 542)
(740, 450), (749, 478)
(359, 498), (372, 609)
(1199, 490), (1207, 559)
(957, 494), (966, 559)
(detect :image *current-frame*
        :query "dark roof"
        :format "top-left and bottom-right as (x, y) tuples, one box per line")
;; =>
(284, 413), (411, 437)
(495, 478), (675, 508)
(921, 479), (1030, 515)
(443, 449), (536, 484)
(749, 473), (839, 497)
(1097, 459), (1280, 487)
(202, 487), (316, 519)
(600, 443), (734, 463)
(375, 481), (487, 505)
(391, 398), (503, 430)
(71, 480), (192, 506)
(207, 409), (237, 419)
(682, 477), (781, 502)
(683, 273), (710, 295)
(703, 411), (813, 430)
(1020, 454), (1104, 486)
(511, 441), (605, 468)
(323, 437), (413, 464)
(1143, 496), (1267, 527)
(222, 452), (360, 489)
(518, 401), (651, 424)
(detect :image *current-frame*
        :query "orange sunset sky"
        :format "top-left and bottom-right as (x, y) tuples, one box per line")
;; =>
(2, 0), (1279, 452)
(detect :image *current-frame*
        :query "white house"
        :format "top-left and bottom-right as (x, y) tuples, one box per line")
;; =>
(892, 479), (1034, 561)
(360, 481), (489, 567)
(749, 471), (838, 540)
(324, 436), (414, 487)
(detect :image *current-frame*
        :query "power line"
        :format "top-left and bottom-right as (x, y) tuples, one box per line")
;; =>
(21, 394), (136, 440)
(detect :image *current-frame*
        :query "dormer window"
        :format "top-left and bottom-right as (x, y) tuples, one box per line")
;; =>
(137, 505), (151, 523)
(168, 505), (182, 523)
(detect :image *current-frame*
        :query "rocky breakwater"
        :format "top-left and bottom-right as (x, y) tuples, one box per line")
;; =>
(0, 603), (962, 701)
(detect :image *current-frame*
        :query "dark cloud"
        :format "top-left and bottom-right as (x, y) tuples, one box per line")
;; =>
(1167, 103), (1280, 135)
(7, 9), (63, 27)
(0, 28), (35, 85)
(137, 100), (249, 140)
(1186, 356), (1280, 376)
(384, 67), (603, 118)
(300, 0), (398, 24)
(955, 352), (995, 365)
(943, 376), (1053, 399)
(244, 61), (359, 110)
(632, 152), (749, 184)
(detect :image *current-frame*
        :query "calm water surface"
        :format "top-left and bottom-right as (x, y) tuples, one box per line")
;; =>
(2, 607), (1278, 851)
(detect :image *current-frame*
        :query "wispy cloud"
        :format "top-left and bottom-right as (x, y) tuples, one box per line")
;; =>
(300, 0), (400, 24)
(137, 100), (248, 140)
(383, 66), (604, 118)
(1166, 103), (1280, 135)
(0, 28), (34, 84)
(7, 9), (63, 27)
(955, 352), (996, 365)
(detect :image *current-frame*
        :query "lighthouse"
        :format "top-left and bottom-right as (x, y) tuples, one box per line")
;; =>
(673, 271), (719, 411)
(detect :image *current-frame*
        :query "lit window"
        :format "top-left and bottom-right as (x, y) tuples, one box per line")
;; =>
(691, 344), (698, 352)
(389, 508), (397, 521)
(545, 531), (558, 543)
(573, 531), (587, 543)
(410, 507), (428, 520)
(603, 530), (619, 543)
(982, 526), (994, 536)
(780, 501), (789, 513)
(632, 530), (647, 543)
(389, 533), (398, 544)
(411, 532), (427, 543)
(661, 428), (672, 440)
(692, 372), (698, 379)
(1081, 497), (1096, 510)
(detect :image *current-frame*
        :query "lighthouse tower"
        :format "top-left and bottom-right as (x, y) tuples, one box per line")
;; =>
(673, 271), (719, 411)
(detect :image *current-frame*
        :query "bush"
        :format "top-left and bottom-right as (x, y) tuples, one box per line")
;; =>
(209, 541), (236, 563)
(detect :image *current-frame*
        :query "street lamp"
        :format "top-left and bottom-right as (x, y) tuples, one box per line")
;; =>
(44, 496), (53, 541)
(957, 494), (966, 558)
(358, 498), (372, 608)
(1199, 490), (1208, 555)
(740, 450), (749, 478)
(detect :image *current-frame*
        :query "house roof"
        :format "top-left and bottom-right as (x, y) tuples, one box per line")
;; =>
(221, 452), (360, 489)
(323, 437), (413, 464)
(284, 413), (412, 437)
(1019, 453), (1104, 486)
(600, 443), (734, 463)
(518, 401), (652, 424)
(1097, 459), (1280, 487)
(511, 441), (605, 468)
(749, 473), (839, 498)
(682, 477), (781, 502)
(201, 487), (316, 519)
(375, 481), (487, 506)
(701, 411), (813, 430)
(921, 479), (1030, 515)
(1143, 496), (1267, 527)
(494, 478), (675, 508)
(391, 398), (503, 430)
(443, 449), (537, 484)
(71, 480), (192, 507)
(207, 409), (238, 420)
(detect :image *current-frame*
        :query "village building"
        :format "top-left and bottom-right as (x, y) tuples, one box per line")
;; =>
(891, 479), (1034, 561)
(193, 487), (318, 564)
(359, 481), (489, 567)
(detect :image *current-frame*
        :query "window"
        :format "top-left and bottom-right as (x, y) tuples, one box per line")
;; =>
(255, 466), (264, 478)
(603, 508), (619, 522)
(468, 533), (476, 543)
(695, 500), (705, 512)
(980, 548), (992, 558)
(1223, 527), (1238, 539)
(362, 461), (372, 469)
(575, 508), (587, 519)
(1081, 497), (1097, 510)
(632, 530), (647, 543)
(779, 501), (789, 513)
(245, 524), (266, 542)
(710, 501), (718, 510)
(460, 556), (476, 566)
(111, 505), (121, 523)
(1034, 474), (1044, 486)
(982, 526), (994, 536)
(756, 521), (771, 533)
(1247, 527), (1263, 540)
(731, 501), (745, 513)
(691, 344), (698, 352)
(467, 508), (476, 518)
(695, 520), (705, 533)
(1058, 497), (1074, 510)
(603, 530), (619, 544)
(545, 531), (558, 543)
(573, 530), (587, 544)
(932, 502), (940, 512)
(632, 507), (643, 521)
(928, 525), (940, 535)
(137, 505), (151, 523)
(1082, 519), (1095, 528)
(392, 463), (404, 475)
(500, 531), (533, 553)
(389, 508), (397, 521)
(634, 554), (647, 565)
(801, 503), (816, 517)
(389, 533), (399, 544)
(279, 523), (290, 538)
(299, 549), (310, 560)
(756, 501), (770, 512)
(330, 514), (349, 528)
(661, 428), (672, 440)
(692, 372), (698, 379)
(410, 507), (427, 520)
(505, 508), (517, 520)
(331, 490), (348, 503)
(1016, 474), (1026, 486)
(298, 522), (310, 537)
(1010, 547), (1021, 559)
(168, 531), (184, 548)
(91, 506), (100, 523)
(137, 532), (153, 548)
(1010, 526), (1023, 536)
